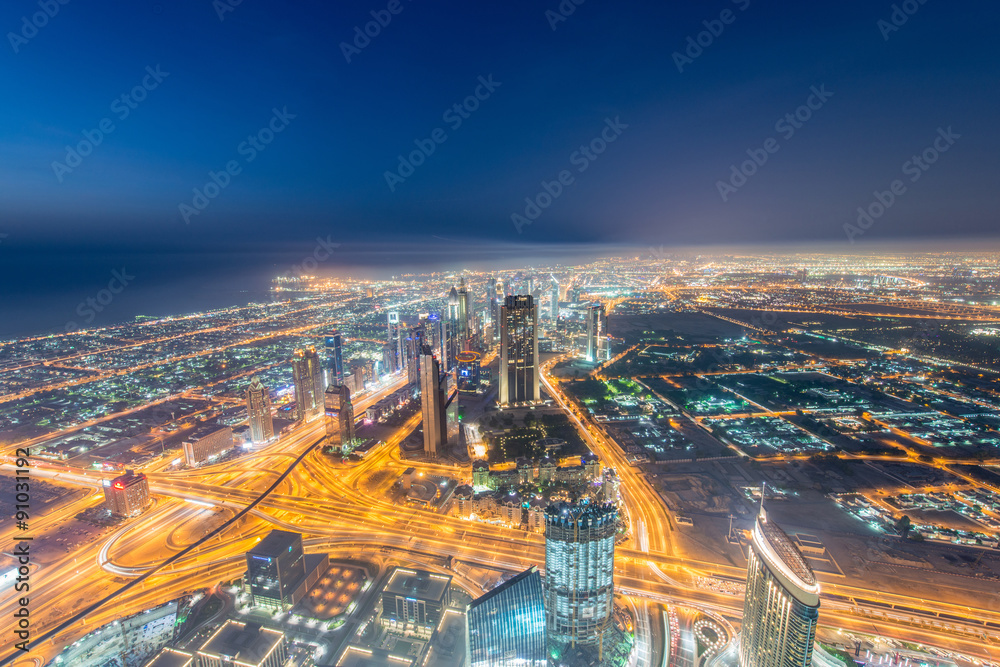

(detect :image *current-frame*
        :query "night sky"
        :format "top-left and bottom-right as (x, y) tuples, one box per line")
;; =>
(1, 0), (999, 334)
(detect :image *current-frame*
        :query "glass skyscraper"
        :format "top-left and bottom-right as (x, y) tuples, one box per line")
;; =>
(544, 503), (617, 658)
(739, 506), (820, 667)
(499, 294), (539, 405)
(466, 566), (547, 667)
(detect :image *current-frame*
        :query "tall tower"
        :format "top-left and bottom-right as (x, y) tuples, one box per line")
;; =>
(550, 279), (560, 320)
(291, 347), (325, 421)
(325, 331), (344, 386)
(585, 303), (606, 363)
(245, 376), (274, 444)
(457, 277), (470, 348)
(466, 566), (547, 667)
(387, 312), (402, 372)
(419, 345), (446, 458)
(739, 505), (820, 667)
(544, 503), (617, 658)
(499, 295), (539, 405)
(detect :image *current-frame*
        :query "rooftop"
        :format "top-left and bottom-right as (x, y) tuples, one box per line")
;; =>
(383, 568), (451, 603)
(755, 510), (817, 589)
(198, 621), (284, 664)
(248, 530), (301, 559)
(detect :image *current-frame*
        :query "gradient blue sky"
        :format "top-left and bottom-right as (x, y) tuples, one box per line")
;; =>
(2, 0), (998, 253)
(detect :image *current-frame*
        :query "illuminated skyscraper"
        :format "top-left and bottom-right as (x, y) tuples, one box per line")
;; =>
(325, 384), (355, 451)
(499, 295), (539, 405)
(585, 303), (606, 363)
(466, 566), (547, 667)
(387, 311), (403, 372)
(456, 350), (482, 394)
(549, 280), (560, 320)
(739, 505), (820, 667)
(325, 331), (344, 386)
(457, 277), (470, 347)
(419, 345), (446, 458)
(245, 376), (274, 444)
(544, 503), (617, 658)
(291, 347), (325, 421)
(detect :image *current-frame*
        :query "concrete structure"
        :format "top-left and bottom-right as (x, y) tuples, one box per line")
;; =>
(245, 376), (274, 444)
(292, 346), (325, 421)
(499, 294), (539, 405)
(182, 425), (233, 467)
(739, 506), (820, 667)
(196, 621), (287, 667)
(379, 568), (452, 639)
(104, 470), (150, 518)
(544, 503), (617, 657)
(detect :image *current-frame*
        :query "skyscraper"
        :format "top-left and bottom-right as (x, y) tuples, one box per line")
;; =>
(387, 311), (403, 372)
(325, 331), (344, 386)
(104, 470), (150, 518)
(291, 347), (324, 421)
(585, 303), (606, 363)
(549, 280), (560, 320)
(419, 345), (446, 458)
(325, 384), (355, 451)
(544, 503), (617, 658)
(246, 376), (274, 444)
(466, 566), (547, 667)
(499, 295), (539, 405)
(245, 530), (306, 611)
(457, 277), (470, 347)
(406, 328), (424, 385)
(739, 505), (820, 667)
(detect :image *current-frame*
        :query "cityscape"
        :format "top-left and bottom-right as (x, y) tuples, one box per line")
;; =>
(2, 1), (999, 667)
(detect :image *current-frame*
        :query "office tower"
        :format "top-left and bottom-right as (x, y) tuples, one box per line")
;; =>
(499, 295), (539, 405)
(527, 277), (535, 295)
(245, 530), (306, 611)
(325, 331), (344, 386)
(457, 277), (470, 347)
(379, 568), (452, 639)
(585, 303), (606, 363)
(381, 344), (394, 377)
(419, 345), (446, 457)
(291, 347), (324, 421)
(325, 384), (355, 450)
(245, 376), (274, 444)
(406, 328), (424, 385)
(550, 280), (560, 320)
(466, 566), (547, 667)
(739, 505), (820, 667)
(104, 470), (149, 518)
(457, 351), (482, 393)
(387, 312), (402, 372)
(544, 503), (617, 657)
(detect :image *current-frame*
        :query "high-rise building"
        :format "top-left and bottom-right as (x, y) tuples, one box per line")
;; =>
(245, 376), (274, 444)
(325, 384), (355, 451)
(544, 503), (617, 657)
(739, 505), (820, 667)
(466, 566), (547, 667)
(457, 277), (470, 346)
(379, 568), (452, 640)
(550, 280), (560, 320)
(325, 331), (344, 386)
(406, 328), (424, 385)
(585, 303), (606, 363)
(182, 425), (233, 466)
(387, 312), (403, 372)
(419, 345), (446, 457)
(456, 350), (482, 394)
(104, 470), (149, 518)
(499, 295), (539, 405)
(245, 530), (306, 611)
(291, 347), (325, 421)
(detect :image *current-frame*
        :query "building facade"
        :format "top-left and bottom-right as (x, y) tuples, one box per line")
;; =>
(585, 303), (606, 363)
(739, 507), (820, 667)
(499, 295), (539, 405)
(182, 425), (233, 466)
(420, 346), (446, 457)
(291, 347), (325, 421)
(325, 383), (355, 451)
(245, 376), (274, 444)
(104, 470), (149, 518)
(379, 568), (452, 639)
(325, 331), (344, 386)
(245, 530), (306, 611)
(466, 566), (547, 667)
(544, 503), (617, 657)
